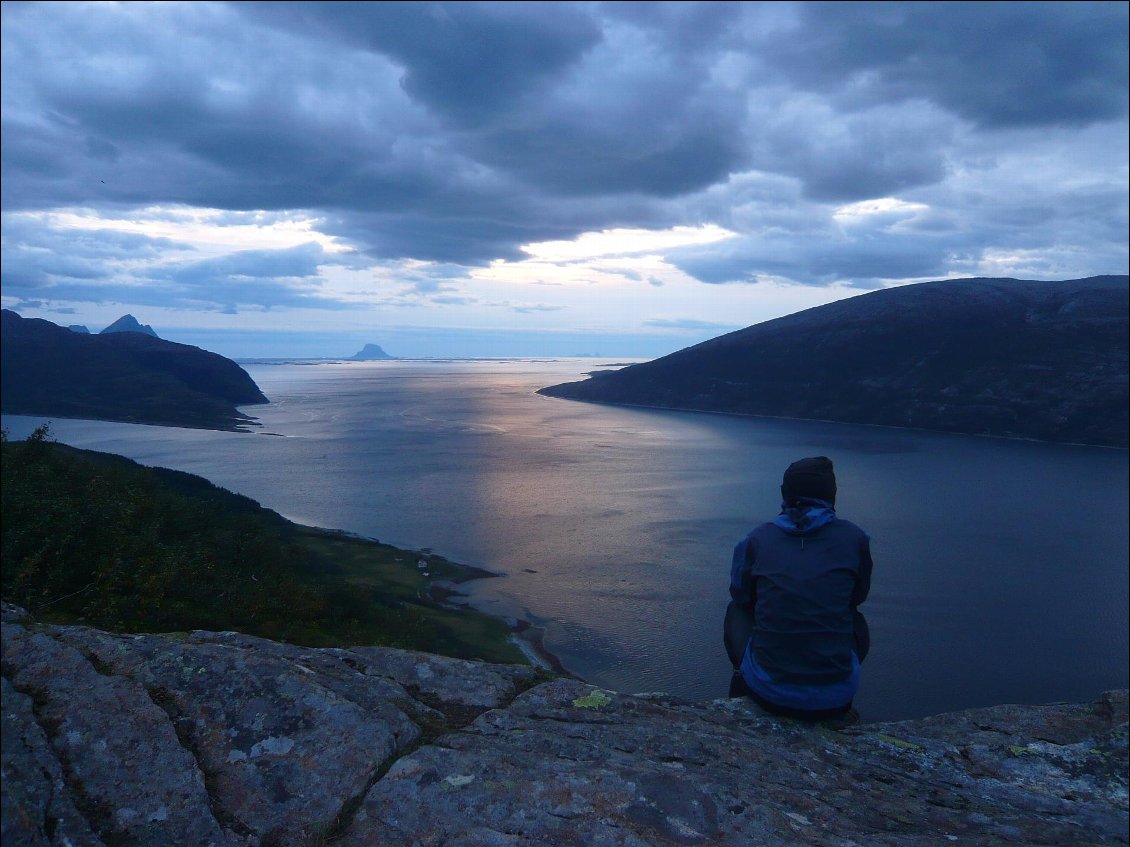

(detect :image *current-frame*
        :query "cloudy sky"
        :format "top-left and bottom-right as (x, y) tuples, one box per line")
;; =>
(2, 1), (1127, 358)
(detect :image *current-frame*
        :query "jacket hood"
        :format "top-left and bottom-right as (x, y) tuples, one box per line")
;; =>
(781, 456), (837, 506)
(773, 498), (837, 535)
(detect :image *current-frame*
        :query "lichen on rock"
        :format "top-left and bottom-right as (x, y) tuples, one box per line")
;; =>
(2, 603), (1126, 846)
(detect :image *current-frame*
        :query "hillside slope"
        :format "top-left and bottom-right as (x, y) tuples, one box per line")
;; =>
(1, 309), (268, 430)
(0, 432), (523, 660)
(540, 276), (1129, 447)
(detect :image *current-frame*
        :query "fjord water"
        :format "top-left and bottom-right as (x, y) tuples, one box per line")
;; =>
(5, 359), (1127, 721)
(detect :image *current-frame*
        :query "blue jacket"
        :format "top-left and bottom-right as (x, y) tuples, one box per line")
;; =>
(730, 499), (872, 708)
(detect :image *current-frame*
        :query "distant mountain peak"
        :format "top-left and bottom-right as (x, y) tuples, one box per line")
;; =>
(67, 325), (91, 334)
(2, 309), (267, 431)
(348, 343), (393, 360)
(101, 314), (158, 337)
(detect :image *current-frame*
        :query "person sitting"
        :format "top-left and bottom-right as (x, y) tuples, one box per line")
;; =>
(724, 456), (873, 720)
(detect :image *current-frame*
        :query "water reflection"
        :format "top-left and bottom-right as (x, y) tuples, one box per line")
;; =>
(4, 359), (1126, 721)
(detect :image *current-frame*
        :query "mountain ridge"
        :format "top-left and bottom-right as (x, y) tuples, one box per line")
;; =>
(539, 275), (1129, 447)
(100, 313), (159, 337)
(1, 309), (268, 431)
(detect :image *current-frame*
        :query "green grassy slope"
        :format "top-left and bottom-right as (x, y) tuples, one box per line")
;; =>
(0, 426), (526, 665)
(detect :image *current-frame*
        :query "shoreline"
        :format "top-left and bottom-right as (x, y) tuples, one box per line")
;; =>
(425, 576), (575, 678)
(533, 391), (1130, 451)
(509, 619), (574, 678)
(307, 524), (576, 676)
(1, 409), (261, 434)
(0, 425), (573, 676)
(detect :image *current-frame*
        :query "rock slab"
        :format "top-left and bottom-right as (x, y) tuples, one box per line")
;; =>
(2, 605), (1125, 847)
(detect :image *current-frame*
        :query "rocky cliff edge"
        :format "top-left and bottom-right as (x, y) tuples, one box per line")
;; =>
(2, 603), (1126, 847)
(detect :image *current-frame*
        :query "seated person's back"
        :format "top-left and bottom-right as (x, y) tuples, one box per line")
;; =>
(724, 456), (873, 719)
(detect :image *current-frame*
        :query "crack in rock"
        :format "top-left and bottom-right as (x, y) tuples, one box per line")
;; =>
(3, 607), (1126, 847)
(2, 621), (230, 846)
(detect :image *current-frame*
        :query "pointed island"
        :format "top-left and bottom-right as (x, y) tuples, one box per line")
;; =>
(348, 342), (394, 360)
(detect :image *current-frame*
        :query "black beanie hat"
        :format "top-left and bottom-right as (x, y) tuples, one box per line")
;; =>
(781, 456), (837, 505)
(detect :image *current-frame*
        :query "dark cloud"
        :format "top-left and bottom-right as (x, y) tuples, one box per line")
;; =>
(154, 243), (325, 286)
(753, 102), (954, 202)
(241, 2), (602, 128)
(330, 209), (569, 265)
(670, 226), (943, 286)
(8, 274), (352, 315)
(141, 242), (353, 312)
(242, 2), (749, 198)
(643, 318), (740, 331)
(760, 2), (1129, 128)
(84, 136), (121, 162)
(1, 0), (1126, 298)
(429, 294), (477, 306)
(478, 115), (744, 198)
(600, 1), (743, 49)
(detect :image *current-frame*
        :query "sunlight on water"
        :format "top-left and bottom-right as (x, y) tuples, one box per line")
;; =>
(5, 358), (1127, 721)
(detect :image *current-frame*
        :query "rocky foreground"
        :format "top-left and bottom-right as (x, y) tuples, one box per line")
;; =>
(2, 604), (1126, 847)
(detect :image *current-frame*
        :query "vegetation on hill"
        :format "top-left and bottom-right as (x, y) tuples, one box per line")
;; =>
(539, 276), (1129, 447)
(1, 309), (268, 431)
(0, 426), (525, 664)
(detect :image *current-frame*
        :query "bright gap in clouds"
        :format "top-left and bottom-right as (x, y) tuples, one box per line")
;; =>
(472, 224), (741, 291)
(27, 207), (352, 256)
(832, 197), (931, 226)
(2, 204), (879, 357)
(519, 224), (738, 262)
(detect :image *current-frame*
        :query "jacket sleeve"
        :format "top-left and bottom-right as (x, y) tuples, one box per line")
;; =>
(851, 534), (873, 608)
(729, 534), (758, 606)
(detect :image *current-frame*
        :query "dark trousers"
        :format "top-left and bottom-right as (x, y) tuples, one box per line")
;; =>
(723, 600), (870, 716)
